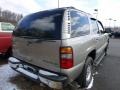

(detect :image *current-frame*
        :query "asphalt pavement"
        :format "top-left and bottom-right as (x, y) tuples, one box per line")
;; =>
(0, 39), (120, 90)
(91, 39), (120, 90)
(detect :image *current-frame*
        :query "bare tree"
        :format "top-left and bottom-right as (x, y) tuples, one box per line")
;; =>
(0, 7), (23, 25)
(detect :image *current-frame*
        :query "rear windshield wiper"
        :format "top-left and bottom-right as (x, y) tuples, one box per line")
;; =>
(15, 36), (37, 39)
(16, 36), (56, 43)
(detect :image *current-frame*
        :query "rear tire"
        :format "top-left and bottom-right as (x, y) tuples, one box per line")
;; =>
(77, 57), (93, 88)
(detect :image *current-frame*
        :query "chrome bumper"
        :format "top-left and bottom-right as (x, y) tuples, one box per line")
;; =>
(8, 57), (67, 89)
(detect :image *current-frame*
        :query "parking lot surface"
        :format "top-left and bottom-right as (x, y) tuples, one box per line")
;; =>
(91, 38), (120, 90)
(0, 39), (120, 90)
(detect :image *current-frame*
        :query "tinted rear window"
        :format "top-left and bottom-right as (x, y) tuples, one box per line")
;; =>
(14, 9), (64, 40)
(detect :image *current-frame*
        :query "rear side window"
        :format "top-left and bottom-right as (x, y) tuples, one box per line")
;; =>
(70, 10), (90, 38)
(14, 9), (64, 40)
(90, 19), (99, 34)
(1, 22), (15, 31)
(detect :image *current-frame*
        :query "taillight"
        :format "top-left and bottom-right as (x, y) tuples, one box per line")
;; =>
(60, 47), (73, 69)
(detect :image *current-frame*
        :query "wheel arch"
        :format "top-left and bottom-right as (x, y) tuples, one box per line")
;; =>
(87, 49), (96, 61)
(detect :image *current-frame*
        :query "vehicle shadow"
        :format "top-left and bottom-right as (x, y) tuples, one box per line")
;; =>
(8, 74), (79, 90)
(0, 56), (8, 66)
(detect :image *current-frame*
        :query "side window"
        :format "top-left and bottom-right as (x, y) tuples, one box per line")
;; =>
(90, 19), (99, 34)
(1, 22), (15, 31)
(97, 21), (104, 33)
(70, 10), (90, 38)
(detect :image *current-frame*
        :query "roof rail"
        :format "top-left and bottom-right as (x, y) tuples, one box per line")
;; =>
(65, 6), (76, 9)
(65, 7), (92, 17)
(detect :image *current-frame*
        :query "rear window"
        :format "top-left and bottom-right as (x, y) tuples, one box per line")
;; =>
(14, 9), (64, 40)
(1, 22), (15, 31)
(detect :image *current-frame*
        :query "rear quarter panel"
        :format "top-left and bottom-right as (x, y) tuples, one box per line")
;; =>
(61, 35), (96, 82)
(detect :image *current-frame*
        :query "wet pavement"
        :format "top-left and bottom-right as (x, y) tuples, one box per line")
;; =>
(0, 39), (120, 90)
(91, 38), (120, 90)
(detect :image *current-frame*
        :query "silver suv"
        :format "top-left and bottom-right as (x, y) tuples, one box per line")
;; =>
(9, 7), (109, 89)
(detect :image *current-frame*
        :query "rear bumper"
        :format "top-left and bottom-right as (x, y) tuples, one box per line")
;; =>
(8, 57), (68, 89)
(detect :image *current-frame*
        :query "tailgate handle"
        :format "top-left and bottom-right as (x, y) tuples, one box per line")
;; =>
(27, 39), (56, 44)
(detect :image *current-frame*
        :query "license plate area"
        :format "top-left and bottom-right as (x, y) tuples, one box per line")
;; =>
(23, 64), (37, 73)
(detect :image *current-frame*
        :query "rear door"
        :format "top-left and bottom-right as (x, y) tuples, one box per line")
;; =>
(97, 21), (108, 52)
(90, 19), (103, 59)
(13, 9), (65, 72)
